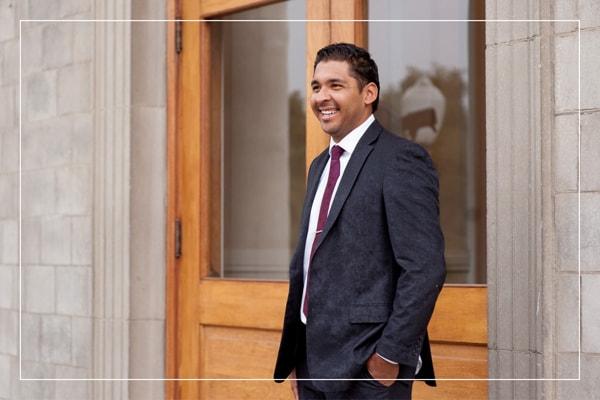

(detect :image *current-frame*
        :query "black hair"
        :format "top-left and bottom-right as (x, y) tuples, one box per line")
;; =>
(314, 43), (380, 112)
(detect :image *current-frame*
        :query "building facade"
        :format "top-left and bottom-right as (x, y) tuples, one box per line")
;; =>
(0, 0), (598, 399)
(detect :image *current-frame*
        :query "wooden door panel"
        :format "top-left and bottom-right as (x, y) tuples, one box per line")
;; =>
(170, 1), (489, 399)
(201, 326), (282, 378)
(197, 280), (287, 330)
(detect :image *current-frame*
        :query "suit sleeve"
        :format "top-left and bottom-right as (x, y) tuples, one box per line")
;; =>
(375, 143), (446, 367)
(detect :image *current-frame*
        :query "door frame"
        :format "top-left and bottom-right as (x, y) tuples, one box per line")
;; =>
(166, 1), (488, 399)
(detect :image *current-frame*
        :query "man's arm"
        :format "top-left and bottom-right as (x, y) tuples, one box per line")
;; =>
(375, 143), (446, 367)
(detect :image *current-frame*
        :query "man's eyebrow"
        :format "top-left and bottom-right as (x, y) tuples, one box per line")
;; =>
(311, 78), (348, 86)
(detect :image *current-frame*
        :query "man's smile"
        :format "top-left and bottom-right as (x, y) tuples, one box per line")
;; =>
(319, 107), (339, 121)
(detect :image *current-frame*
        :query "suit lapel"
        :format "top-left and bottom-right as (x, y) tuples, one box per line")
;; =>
(313, 120), (383, 253)
(297, 149), (329, 250)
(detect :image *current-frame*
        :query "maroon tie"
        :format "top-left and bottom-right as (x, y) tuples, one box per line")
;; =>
(303, 145), (345, 318)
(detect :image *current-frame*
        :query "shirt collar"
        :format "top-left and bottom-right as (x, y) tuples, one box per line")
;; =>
(328, 114), (375, 157)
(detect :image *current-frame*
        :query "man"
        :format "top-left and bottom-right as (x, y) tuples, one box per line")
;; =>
(274, 43), (446, 399)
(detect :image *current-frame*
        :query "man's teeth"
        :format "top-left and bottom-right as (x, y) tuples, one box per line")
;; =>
(321, 110), (337, 115)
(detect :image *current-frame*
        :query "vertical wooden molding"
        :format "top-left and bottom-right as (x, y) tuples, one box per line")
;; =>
(330, 0), (366, 45)
(165, 1), (179, 399)
(92, 0), (132, 398)
(305, 0), (331, 172)
(174, 0), (202, 398)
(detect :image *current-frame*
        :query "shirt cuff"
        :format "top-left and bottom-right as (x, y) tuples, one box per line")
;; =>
(375, 352), (398, 365)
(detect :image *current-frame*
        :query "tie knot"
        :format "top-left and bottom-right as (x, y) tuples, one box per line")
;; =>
(331, 145), (344, 161)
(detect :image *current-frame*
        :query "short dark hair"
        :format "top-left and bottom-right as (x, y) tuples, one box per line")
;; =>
(314, 43), (380, 112)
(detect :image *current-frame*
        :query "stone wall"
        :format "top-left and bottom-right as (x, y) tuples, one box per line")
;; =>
(553, 0), (600, 397)
(487, 0), (600, 399)
(0, 0), (167, 399)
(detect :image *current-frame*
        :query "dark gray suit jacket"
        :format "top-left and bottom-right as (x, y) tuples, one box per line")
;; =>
(274, 120), (446, 392)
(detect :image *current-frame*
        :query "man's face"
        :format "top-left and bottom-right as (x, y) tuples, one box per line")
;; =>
(310, 60), (376, 142)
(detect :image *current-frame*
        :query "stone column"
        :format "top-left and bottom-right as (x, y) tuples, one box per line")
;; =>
(486, 1), (549, 398)
(487, 0), (600, 398)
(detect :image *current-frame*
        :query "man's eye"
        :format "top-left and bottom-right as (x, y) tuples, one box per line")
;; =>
(312, 86), (320, 92)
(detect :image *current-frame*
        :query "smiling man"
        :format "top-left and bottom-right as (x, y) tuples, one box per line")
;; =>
(274, 43), (446, 400)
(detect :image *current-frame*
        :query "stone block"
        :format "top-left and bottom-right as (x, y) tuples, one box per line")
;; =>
(56, 165), (92, 215)
(0, 354), (10, 398)
(132, 22), (167, 106)
(22, 218), (41, 265)
(22, 312), (41, 362)
(0, 309), (17, 356)
(581, 111), (600, 191)
(554, 33), (579, 113)
(581, 193), (600, 271)
(553, 113), (578, 192)
(69, 112), (93, 164)
(554, 0), (579, 33)
(24, 266), (55, 313)
(557, 273), (579, 352)
(22, 119), (72, 170)
(557, 351), (578, 379)
(42, 23), (73, 69)
(2, 39), (19, 85)
(580, 0), (600, 29)
(557, 354), (600, 399)
(55, 366), (89, 399)
(555, 193), (578, 271)
(130, 380), (165, 400)
(130, 320), (164, 379)
(486, 18), (540, 46)
(20, 361), (55, 397)
(22, 169), (55, 217)
(41, 216), (71, 265)
(21, 25), (43, 77)
(582, 274), (600, 352)
(28, 0), (61, 19)
(0, 218), (18, 264)
(0, 266), (16, 308)
(131, 107), (166, 320)
(1, 128), (19, 173)
(0, 85), (15, 129)
(56, 266), (91, 316)
(0, 0), (17, 41)
(57, 62), (91, 115)
(73, 21), (93, 63)
(133, 0), (166, 18)
(71, 316), (92, 368)
(61, 0), (92, 17)
(71, 216), (92, 265)
(40, 314), (71, 364)
(581, 30), (600, 109)
(25, 70), (58, 122)
(0, 173), (17, 219)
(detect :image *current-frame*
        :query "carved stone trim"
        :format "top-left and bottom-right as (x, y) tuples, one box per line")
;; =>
(486, 1), (557, 399)
(92, 0), (131, 398)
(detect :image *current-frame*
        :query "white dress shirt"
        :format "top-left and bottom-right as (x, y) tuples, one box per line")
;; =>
(300, 114), (375, 323)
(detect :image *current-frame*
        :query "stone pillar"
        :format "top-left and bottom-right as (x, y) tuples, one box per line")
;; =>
(487, 0), (600, 398)
(486, 1), (549, 399)
(91, 0), (132, 396)
(128, 0), (167, 398)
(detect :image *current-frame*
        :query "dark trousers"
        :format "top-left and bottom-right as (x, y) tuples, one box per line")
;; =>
(295, 323), (413, 400)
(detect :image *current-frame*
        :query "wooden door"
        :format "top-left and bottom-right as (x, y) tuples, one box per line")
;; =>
(167, 1), (487, 399)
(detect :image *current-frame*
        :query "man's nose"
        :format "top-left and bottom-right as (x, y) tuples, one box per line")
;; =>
(314, 87), (332, 103)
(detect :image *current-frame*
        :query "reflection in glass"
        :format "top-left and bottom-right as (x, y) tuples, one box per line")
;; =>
(368, 1), (486, 283)
(218, 2), (307, 280)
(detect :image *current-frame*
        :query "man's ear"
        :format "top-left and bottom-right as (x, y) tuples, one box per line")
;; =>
(363, 82), (378, 107)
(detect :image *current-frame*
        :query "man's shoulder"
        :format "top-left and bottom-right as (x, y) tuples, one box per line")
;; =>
(375, 125), (430, 160)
